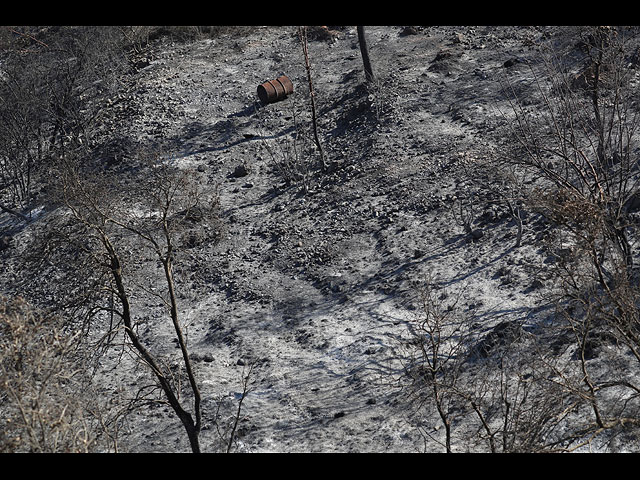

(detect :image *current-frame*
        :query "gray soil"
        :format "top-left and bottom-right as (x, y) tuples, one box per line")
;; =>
(2, 26), (636, 452)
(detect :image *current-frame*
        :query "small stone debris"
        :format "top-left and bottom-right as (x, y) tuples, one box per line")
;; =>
(232, 164), (249, 178)
(0, 235), (12, 251)
(470, 228), (484, 241)
(503, 57), (521, 68)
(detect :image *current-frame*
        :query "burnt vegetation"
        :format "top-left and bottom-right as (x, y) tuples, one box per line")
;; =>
(2, 25), (640, 452)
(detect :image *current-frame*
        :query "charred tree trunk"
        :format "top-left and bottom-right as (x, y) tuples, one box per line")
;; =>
(357, 26), (375, 83)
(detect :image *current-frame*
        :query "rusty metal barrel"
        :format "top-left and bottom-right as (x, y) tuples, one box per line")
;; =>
(257, 75), (294, 104)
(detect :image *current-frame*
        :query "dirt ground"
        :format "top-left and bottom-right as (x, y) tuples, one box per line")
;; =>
(3, 25), (633, 452)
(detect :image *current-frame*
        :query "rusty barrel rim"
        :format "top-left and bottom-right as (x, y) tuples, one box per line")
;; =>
(275, 75), (293, 95)
(257, 82), (276, 104)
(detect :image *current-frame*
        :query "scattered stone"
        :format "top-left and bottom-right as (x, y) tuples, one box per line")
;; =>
(470, 228), (484, 241)
(232, 164), (249, 178)
(529, 279), (544, 290)
(452, 32), (467, 44)
(581, 330), (618, 360)
(503, 57), (521, 68)
(474, 321), (523, 359)
(133, 57), (151, 70)
(400, 26), (420, 36)
(0, 235), (12, 251)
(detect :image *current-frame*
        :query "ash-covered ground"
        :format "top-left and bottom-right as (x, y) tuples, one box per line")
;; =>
(3, 26), (639, 452)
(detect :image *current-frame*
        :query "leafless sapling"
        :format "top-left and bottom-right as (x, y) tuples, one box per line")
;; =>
(54, 153), (214, 453)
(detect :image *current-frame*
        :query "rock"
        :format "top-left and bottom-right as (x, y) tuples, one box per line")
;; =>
(202, 353), (214, 362)
(452, 33), (467, 44)
(133, 57), (150, 70)
(470, 228), (484, 241)
(581, 330), (618, 360)
(503, 57), (521, 68)
(0, 235), (12, 251)
(232, 164), (249, 178)
(400, 26), (420, 36)
(529, 279), (544, 290)
(474, 321), (523, 358)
